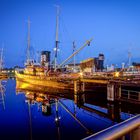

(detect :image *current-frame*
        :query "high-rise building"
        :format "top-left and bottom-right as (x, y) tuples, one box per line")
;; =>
(94, 53), (105, 71)
(98, 53), (104, 71)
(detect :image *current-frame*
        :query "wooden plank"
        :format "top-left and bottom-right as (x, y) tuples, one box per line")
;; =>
(80, 78), (108, 84)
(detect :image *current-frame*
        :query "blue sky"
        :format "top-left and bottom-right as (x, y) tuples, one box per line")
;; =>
(0, 0), (140, 68)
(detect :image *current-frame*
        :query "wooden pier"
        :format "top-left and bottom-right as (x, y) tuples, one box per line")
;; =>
(73, 77), (140, 104)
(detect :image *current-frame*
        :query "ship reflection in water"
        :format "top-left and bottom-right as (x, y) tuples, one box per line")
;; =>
(0, 79), (139, 140)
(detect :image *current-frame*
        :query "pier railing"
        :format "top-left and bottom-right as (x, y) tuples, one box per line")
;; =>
(82, 114), (140, 140)
(121, 89), (140, 100)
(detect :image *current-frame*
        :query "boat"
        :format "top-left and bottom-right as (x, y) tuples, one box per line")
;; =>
(15, 8), (93, 92)
(15, 40), (92, 92)
(15, 69), (80, 92)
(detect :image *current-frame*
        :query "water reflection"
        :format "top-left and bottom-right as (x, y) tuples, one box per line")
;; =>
(0, 80), (6, 110)
(15, 79), (140, 139)
(16, 89), (92, 139)
(27, 99), (33, 140)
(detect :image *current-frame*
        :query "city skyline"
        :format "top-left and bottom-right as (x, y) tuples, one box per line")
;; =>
(0, 0), (140, 68)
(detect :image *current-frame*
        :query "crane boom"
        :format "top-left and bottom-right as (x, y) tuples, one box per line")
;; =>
(58, 38), (93, 68)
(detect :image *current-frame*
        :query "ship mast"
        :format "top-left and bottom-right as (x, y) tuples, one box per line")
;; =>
(27, 17), (31, 63)
(54, 6), (60, 71)
(73, 41), (76, 72)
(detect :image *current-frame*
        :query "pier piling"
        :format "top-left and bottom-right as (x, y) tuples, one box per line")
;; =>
(73, 78), (140, 104)
(107, 84), (121, 102)
(107, 84), (115, 101)
(74, 81), (79, 94)
(138, 92), (140, 101)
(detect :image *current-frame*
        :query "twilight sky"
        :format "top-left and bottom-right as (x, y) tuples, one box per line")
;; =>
(0, 0), (140, 68)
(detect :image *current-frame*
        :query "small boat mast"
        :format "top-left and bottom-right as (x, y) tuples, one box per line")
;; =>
(0, 47), (3, 71)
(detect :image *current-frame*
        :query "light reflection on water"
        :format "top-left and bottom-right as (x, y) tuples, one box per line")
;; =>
(0, 79), (139, 140)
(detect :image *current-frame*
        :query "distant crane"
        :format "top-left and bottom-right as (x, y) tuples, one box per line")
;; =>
(58, 38), (93, 68)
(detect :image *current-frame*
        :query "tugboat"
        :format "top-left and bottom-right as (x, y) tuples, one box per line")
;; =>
(15, 7), (93, 92)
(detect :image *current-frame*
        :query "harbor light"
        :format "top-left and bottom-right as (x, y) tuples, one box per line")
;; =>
(53, 48), (60, 51)
(26, 92), (30, 95)
(55, 117), (61, 122)
(114, 72), (120, 77)
(79, 72), (83, 77)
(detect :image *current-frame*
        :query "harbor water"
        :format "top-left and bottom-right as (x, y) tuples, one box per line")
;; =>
(0, 79), (139, 140)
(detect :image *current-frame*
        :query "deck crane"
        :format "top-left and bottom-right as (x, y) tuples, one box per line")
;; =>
(58, 38), (93, 68)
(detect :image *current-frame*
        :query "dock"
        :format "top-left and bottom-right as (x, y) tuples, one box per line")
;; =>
(73, 75), (140, 104)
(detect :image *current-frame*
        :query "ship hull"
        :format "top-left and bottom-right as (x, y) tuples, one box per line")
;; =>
(15, 71), (75, 92)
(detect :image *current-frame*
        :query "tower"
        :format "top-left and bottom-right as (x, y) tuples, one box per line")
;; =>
(98, 53), (105, 71)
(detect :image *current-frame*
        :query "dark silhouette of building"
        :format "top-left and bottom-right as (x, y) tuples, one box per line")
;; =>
(94, 53), (105, 71)
(41, 51), (51, 66)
